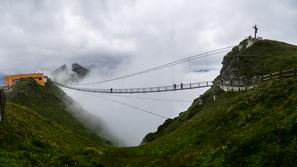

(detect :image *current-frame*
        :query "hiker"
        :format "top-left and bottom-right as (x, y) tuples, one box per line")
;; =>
(180, 83), (183, 89)
(173, 83), (177, 90)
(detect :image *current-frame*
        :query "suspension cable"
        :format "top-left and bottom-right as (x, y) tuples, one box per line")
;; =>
(77, 46), (233, 85)
(102, 93), (193, 102)
(84, 93), (169, 119)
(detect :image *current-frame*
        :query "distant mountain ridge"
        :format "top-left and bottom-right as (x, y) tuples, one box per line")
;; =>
(52, 63), (89, 84)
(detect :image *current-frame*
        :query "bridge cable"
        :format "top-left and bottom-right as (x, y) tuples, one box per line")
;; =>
(77, 46), (233, 86)
(83, 92), (169, 119)
(101, 93), (193, 102)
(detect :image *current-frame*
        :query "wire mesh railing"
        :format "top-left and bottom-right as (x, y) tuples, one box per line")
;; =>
(54, 81), (214, 94)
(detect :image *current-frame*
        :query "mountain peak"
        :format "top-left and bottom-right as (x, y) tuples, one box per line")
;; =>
(52, 63), (90, 84)
(71, 63), (89, 79)
(218, 39), (297, 80)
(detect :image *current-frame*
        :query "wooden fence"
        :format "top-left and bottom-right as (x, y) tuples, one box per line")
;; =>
(220, 67), (297, 92)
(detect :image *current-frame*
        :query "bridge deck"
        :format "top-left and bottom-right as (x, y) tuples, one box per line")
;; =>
(54, 68), (297, 94)
(54, 81), (213, 94)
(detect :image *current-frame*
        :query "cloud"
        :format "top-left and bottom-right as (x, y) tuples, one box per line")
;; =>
(0, 0), (296, 73)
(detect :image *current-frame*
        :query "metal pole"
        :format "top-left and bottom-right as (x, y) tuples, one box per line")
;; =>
(0, 89), (6, 122)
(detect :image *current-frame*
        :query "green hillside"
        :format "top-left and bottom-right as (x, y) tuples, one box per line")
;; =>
(0, 79), (110, 166)
(143, 39), (297, 145)
(219, 39), (297, 79)
(121, 39), (297, 166)
(1, 39), (297, 166)
(100, 79), (297, 166)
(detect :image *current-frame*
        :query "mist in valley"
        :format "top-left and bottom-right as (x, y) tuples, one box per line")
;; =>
(61, 54), (223, 146)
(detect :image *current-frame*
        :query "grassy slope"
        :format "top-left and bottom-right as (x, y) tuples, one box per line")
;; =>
(101, 78), (297, 166)
(143, 39), (297, 145)
(2, 78), (297, 166)
(0, 79), (110, 166)
(1, 39), (297, 166)
(106, 39), (297, 166)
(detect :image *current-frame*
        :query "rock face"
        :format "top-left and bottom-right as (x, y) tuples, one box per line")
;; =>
(52, 63), (89, 84)
(71, 63), (89, 79)
(217, 39), (256, 81)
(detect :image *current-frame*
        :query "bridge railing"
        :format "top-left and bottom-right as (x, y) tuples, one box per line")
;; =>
(54, 80), (214, 94)
(54, 67), (296, 94)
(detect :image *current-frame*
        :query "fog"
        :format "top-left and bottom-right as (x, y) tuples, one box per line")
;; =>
(61, 53), (223, 146)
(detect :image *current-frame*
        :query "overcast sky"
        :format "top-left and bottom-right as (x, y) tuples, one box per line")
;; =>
(1, 0), (297, 146)
(0, 0), (296, 74)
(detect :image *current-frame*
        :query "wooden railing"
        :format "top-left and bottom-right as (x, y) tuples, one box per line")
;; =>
(220, 67), (297, 92)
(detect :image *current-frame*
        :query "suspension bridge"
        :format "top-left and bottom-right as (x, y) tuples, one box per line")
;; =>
(53, 46), (234, 94)
(50, 46), (236, 119)
(53, 80), (214, 94)
(50, 43), (296, 119)
(3, 44), (295, 120)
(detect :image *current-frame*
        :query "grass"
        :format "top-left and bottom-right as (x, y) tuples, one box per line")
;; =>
(0, 79), (110, 166)
(98, 78), (297, 166)
(1, 39), (297, 166)
(222, 39), (297, 78)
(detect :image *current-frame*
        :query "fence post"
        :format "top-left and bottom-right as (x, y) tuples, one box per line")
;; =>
(0, 89), (6, 122)
(245, 78), (248, 91)
(230, 79), (232, 92)
(295, 68), (297, 78)
(279, 70), (282, 80)
(269, 73), (272, 80)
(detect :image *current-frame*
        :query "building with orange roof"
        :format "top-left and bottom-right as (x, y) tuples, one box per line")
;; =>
(4, 73), (47, 87)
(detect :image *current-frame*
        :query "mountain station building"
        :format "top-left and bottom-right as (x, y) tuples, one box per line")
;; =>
(4, 73), (47, 87)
